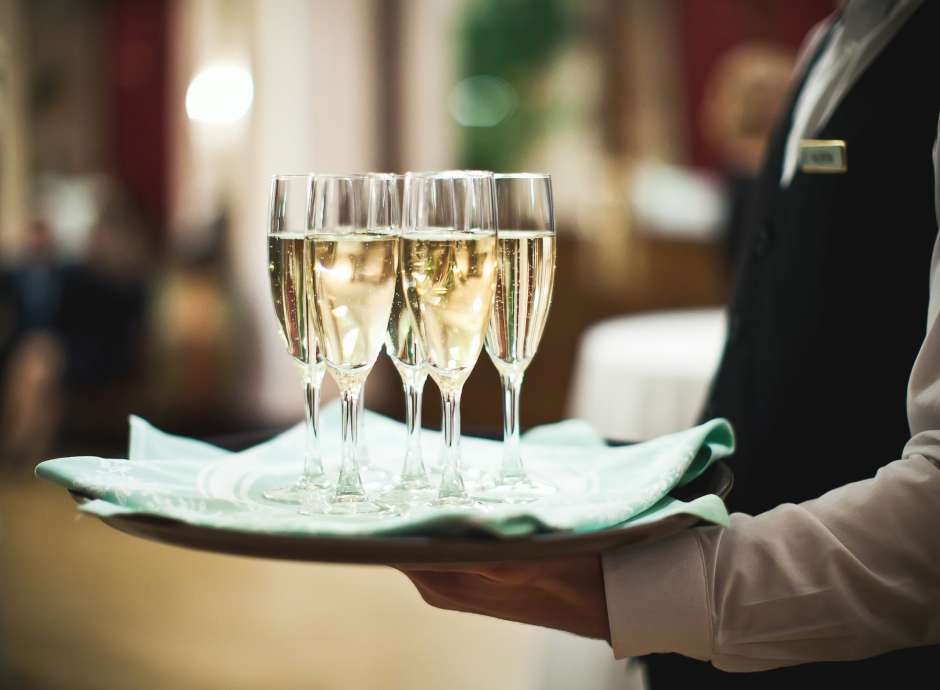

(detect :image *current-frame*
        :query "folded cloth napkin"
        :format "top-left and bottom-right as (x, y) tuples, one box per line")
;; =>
(35, 402), (733, 538)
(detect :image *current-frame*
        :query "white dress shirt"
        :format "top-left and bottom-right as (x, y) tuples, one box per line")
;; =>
(602, 0), (940, 671)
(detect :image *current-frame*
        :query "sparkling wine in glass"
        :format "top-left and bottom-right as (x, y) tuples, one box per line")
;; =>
(383, 273), (434, 500)
(304, 173), (399, 515)
(265, 174), (329, 503)
(376, 173), (434, 506)
(401, 171), (498, 506)
(481, 173), (556, 502)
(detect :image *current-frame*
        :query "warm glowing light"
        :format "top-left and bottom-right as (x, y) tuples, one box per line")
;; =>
(185, 64), (254, 124)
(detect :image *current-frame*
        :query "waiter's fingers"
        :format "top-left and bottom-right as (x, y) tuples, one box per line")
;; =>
(394, 559), (563, 584)
(405, 571), (546, 623)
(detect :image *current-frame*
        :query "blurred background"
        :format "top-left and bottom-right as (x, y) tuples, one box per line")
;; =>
(0, 1), (831, 688)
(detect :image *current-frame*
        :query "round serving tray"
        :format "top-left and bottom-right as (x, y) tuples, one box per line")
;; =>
(69, 460), (732, 566)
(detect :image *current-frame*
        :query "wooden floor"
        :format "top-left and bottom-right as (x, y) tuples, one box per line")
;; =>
(0, 464), (629, 690)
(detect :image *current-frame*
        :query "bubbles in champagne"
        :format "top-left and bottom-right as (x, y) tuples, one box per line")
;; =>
(401, 230), (497, 391)
(485, 230), (556, 374)
(386, 270), (425, 371)
(309, 233), (398, 383)
(268, 233), (309, 363)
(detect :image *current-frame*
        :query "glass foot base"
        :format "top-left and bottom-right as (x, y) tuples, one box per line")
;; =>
(379, 484), (436, 511)
(322, 495), (393, 516)
(430, 455), (483, 482)
(431, 494), (488, 510)
(474, 477), (556, 504)
(263, 475), (331, 504)
(399, 474), (432, 490)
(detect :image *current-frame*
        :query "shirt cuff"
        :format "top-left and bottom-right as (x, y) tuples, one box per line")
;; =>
(601, 529), (714, 661)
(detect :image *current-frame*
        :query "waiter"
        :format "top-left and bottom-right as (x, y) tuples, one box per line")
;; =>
(399, 0), (940, 684)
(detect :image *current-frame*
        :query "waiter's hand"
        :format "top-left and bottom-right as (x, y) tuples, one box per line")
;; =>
(396, 555), (610, 641)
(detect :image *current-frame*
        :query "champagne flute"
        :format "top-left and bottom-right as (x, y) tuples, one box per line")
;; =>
(265, 174), (329, 503)
(380, 174), (434, 504)
(305, 173), (399, 515)
(401, 171), (498, 506)
(480, 173), (557, 502)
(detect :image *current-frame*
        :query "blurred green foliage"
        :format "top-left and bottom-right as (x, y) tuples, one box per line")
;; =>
(456, 0), (572, 171)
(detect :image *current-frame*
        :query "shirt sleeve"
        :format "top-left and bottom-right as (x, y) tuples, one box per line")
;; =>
(601, 116), (940, 672)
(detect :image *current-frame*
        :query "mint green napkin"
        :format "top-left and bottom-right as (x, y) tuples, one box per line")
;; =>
(35, 403), (733, 538)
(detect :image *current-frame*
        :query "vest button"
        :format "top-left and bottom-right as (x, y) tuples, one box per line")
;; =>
(753, 222), (774, 259)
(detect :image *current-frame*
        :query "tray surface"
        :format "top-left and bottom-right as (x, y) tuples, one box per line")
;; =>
(41, 408), (735, 565)
(69, 461), (732, 565)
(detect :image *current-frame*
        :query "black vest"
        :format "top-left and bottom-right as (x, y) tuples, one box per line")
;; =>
(709, 4), (939, 515)
(649, 3), (939, 685)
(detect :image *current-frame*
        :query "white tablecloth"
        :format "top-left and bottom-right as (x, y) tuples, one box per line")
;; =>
(569, 309), (727, 442)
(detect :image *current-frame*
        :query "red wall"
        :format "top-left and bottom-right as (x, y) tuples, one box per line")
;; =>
(107, 0), (169, 232)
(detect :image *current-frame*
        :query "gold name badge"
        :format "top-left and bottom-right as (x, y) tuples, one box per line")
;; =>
(799, 139), (847, 173)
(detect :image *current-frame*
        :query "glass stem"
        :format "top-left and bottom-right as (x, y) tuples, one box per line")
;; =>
(357, 384), (370, 467)
(334, 383), (365, 500)
(302, 371), (324, 480)
(499, 371), (526, 484)
(400, 369), (428, 486)
(438, 386), (466, 500)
